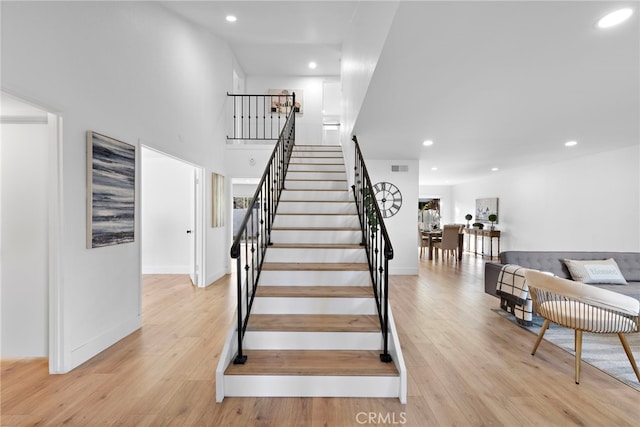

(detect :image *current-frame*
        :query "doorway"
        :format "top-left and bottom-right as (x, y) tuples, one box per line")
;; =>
(141, 146), (205, 286)
(1, 92), (63, 372)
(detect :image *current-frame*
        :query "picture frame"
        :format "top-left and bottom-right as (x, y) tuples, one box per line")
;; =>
(86, 131), (136, 248)
(475, 197), (498, 223)
(212, 172), (225, 228)
(267, 89), (303, 114)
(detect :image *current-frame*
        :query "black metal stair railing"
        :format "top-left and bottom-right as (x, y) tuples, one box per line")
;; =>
(229, 103), (296, 364)
(227, 92), (298, 141)
(351, 135), (395, 363)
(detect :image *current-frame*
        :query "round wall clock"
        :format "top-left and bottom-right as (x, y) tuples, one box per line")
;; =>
(372, 181), (403, 218)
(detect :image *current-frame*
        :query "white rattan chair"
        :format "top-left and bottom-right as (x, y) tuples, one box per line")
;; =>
(524, 269), (640, 384)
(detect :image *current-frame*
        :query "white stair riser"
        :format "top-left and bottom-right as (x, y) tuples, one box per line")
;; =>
(224, 376), (400, 399)
(279, 191), (352, 202)
(288, 164), (345, 172)
(265, 248), (366, 263)
(243, 331), (382, 350)
(273, 214), (359, 228)
(260, 270), (370, 286)
(271, 229), (361, 244)
(286, 171), (347, 181)
(287, 157), (343, 164)
(291, 152), (343, 158)
(285, 180), (347, 190)
(277, 202), (356, 214)
(252, 297), (376, 315)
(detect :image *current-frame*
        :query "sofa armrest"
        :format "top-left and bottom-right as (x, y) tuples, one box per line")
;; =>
(484, 262), (504, 297)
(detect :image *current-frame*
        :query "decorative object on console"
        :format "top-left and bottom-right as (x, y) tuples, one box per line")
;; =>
(472, 222), (484, 229)
(465, 213), (472, 228)
(488, 213), (497, 230)
(86, 131), (135, 249)
(373, 181), (402, 218)
(476, 197), (498, 223)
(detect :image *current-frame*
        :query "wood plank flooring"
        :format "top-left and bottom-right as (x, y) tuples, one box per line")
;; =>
(2, 254), (640, 426)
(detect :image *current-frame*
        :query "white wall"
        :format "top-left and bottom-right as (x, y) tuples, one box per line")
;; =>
(340, 2), (399, 188)
(452, 145), (640, 252)
(367, 160), (419, 275)
(341, 2), (399, 143)
(2, 1), (234, 371)
(141, 149), (193, 275)
(1, 123), (49, 357)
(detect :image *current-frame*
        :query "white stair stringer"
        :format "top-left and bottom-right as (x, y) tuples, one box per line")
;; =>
(216, 144), (406, 403)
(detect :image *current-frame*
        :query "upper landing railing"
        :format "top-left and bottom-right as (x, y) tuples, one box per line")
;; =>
(227, 92), (298, 141)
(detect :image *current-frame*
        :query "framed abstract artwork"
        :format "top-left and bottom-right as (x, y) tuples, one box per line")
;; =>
(475, 197), (498, 223)
(86, 131), (136, 248)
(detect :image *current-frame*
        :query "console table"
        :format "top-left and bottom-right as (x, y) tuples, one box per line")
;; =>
(464, 228), (501, 259)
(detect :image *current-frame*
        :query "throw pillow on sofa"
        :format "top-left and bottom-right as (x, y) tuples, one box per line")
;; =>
(563, 258), (628, 285)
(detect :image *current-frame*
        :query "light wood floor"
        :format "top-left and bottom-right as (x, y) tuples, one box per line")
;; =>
(2, 254), (639, 426)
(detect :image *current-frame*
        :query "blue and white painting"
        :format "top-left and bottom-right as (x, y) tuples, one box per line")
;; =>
(87, 131), (135, 248)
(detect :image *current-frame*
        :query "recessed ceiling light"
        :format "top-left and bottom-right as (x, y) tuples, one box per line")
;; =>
(308, 61), (317, 69)
(491, 167), (499, 172)
(597, 8), (633, 28)
(423, 140), (434, 146)
(565, 140), (578, 147)
(225, 15), (237, 22)
(431, 167), (438, 171)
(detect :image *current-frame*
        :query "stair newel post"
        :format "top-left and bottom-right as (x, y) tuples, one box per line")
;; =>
(381, 252), (391, 363)
(233, 246), (247, 364)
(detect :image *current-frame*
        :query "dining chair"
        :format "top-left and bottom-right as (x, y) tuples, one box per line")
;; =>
(418, 224), (429, 258)
(433, 224), (461, 261)
(524, 269), (640, 384)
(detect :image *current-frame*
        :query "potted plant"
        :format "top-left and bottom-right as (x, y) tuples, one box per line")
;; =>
(488, 213), (497, 230)
(465, 214), (472, 228)
(472, 222), (484, 229)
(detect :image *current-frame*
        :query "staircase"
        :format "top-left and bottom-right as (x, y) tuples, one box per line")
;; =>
(216, 144), (406, 402)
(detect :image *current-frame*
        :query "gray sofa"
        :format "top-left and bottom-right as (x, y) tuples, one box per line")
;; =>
(485, 251), (640, 302)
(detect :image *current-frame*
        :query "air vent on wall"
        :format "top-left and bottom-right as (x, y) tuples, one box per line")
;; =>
(391, 164), (409, 172)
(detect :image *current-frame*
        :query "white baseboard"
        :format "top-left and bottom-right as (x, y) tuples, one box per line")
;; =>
(65, 315), (141, 373)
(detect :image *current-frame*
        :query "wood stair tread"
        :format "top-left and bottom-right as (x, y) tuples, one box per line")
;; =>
(262, 262), (368, 271)
(256, 286), (373, 298)
(225, 350), (397, 376)
(247, 314), (380, 332)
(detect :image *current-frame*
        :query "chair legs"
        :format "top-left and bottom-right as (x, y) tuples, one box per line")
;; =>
(575, 329), (583, 384)
(618, 333), (640, 382)
(531, 318), (550, 356)
(533, 323), (640, 384)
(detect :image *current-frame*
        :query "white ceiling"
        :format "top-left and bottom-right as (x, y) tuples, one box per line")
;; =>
(5, 2), (636, 187)
(355, 1), (640, 184)
(160, 1), (358, 76)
